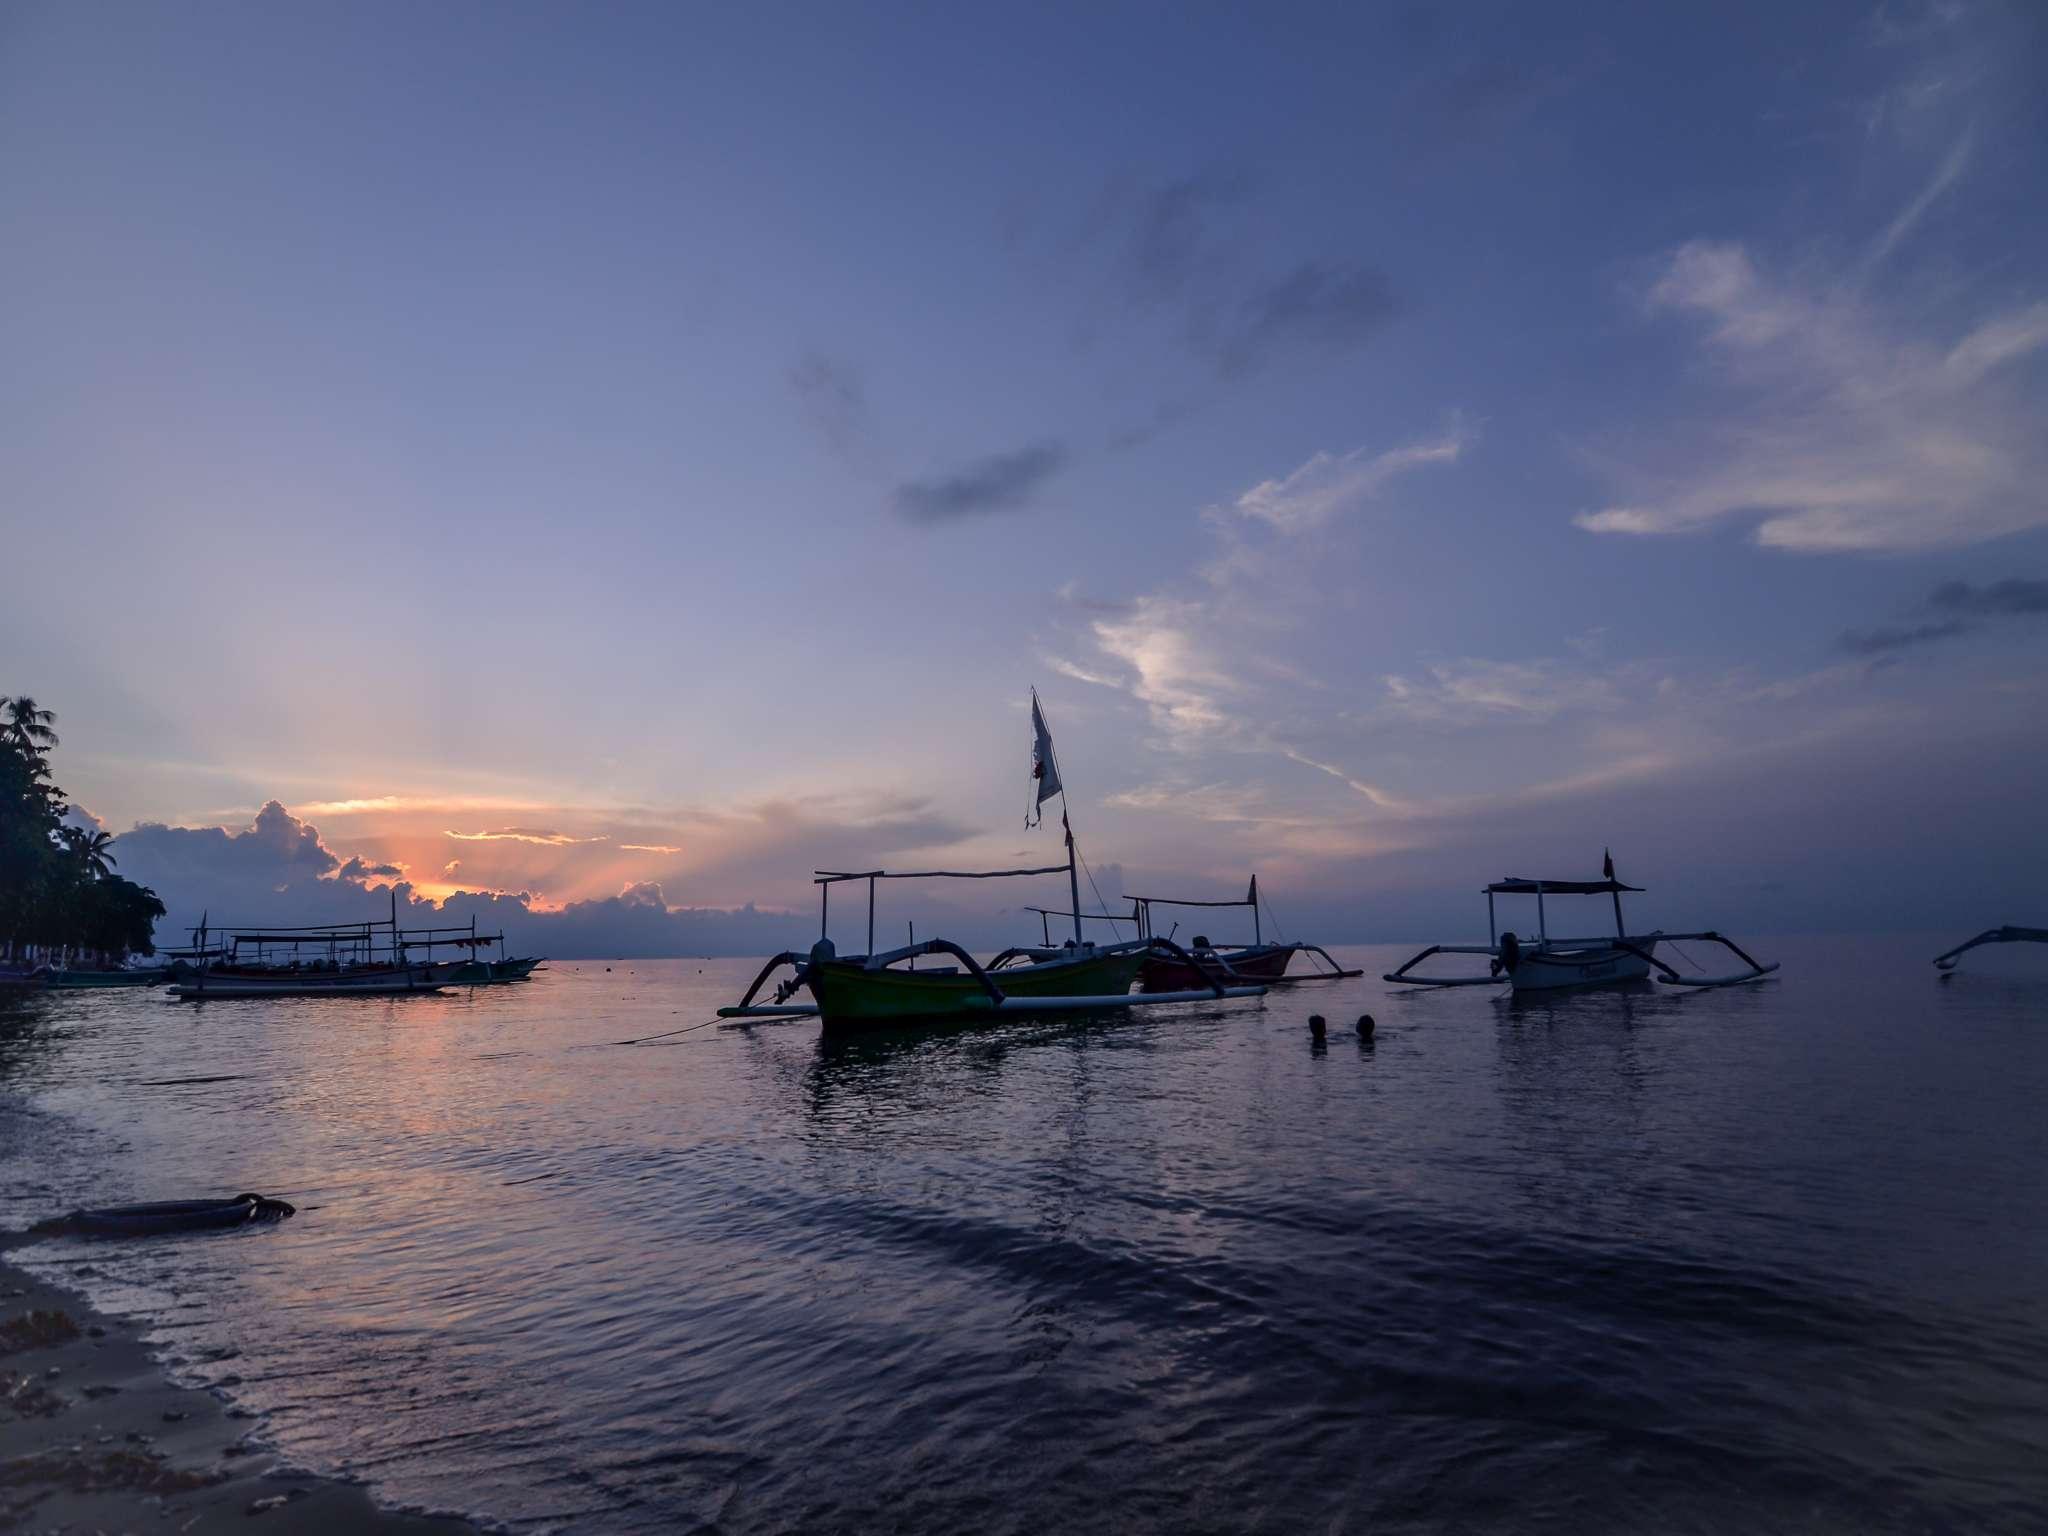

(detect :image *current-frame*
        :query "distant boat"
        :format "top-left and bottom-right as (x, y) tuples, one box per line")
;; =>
(397, 918), (544, 984)
(1384, 855), (1779, 992)
(719, 693), (1266, 1028)
(164, 902), (451, 1000)
(40, 964), (176, 989)
(1933, 925), (2047, 975)
(169, 968), (447, 1000)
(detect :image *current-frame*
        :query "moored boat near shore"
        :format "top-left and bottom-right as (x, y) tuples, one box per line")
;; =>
(719, 693), (1267, 1028)
(1384, 853), (1780, 993)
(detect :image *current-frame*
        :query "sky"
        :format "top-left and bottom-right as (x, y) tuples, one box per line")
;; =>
(4, 0), (2046, 955)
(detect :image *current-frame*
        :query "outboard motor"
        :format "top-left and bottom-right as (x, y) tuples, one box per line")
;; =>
(1494, 930), (1521, 976)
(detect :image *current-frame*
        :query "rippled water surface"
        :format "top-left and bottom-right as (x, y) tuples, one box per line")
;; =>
(3, 938), (2046, 1532)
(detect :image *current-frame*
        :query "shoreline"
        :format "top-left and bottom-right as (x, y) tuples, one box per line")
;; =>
(1, 1238), (485, 1534)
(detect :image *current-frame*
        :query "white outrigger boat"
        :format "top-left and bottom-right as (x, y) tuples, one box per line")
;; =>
(1383, 857), (1779, 993)
(1933, 926), (2047, 975)
(718, 693), (1269, 1028)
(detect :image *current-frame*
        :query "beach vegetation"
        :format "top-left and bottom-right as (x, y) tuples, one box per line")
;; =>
(0, 697), (165, 966)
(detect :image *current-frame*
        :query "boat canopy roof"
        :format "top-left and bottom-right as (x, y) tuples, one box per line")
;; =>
(1487, 878), (1643, 895)
(815, 865), (1069, 885)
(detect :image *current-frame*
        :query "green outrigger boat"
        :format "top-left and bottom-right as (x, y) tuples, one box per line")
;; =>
(719, 692), (1266, 1029)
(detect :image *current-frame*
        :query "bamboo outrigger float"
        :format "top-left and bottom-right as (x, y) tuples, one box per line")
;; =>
(1933, 926), (2047, 974)
(1383, 854), (1779, 993)
(718, 694), (1269, 1028)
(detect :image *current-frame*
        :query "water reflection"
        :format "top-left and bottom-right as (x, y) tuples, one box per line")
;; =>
(1, 950), (2043, 1534)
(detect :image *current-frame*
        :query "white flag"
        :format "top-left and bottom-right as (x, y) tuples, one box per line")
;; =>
(1028, 692), (1063, 826)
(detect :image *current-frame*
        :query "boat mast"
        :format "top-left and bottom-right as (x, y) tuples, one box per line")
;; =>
(1065, 819), (1082, 947)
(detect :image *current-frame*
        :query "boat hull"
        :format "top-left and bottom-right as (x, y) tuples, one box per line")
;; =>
(1507, 939), (1656, 992)
(1139, 944), (1293, 992)
(805, 947), (1146, 1025)
(168, 967), (448, 1000)
(40, 967), (174, 989)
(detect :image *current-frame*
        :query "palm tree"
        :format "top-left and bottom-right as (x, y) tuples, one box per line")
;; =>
(5, 697), (58, 752)
(65, 825), (118, 879)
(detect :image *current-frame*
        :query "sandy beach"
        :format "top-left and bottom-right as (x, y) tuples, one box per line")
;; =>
(1, 1241), (480, 1535)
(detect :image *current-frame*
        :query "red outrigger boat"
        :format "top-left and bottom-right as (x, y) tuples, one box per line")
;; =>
(1027, 876), (1360, 991)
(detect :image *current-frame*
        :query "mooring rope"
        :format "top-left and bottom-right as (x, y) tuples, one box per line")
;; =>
(612, 1017), (727, 1046)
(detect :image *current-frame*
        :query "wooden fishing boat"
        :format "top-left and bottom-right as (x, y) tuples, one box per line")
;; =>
(719, 693), (1267, 1028)
(1383, 853), (1779, 993)
(168, 967), (447, 999)
(1933, 925), (2047, 974)
(1125, 878), (1358, 990)
(164, 905), (453, 1000)
(1026, 878), (1360, 990)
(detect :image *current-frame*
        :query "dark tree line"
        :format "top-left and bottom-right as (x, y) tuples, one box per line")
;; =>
(1, 697), (165, 965)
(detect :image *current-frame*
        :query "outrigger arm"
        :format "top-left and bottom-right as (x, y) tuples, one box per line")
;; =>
(1382, 944), (1508, 987)
(1611, 932), (1780, 989)
(1933, 925), (2048, 972)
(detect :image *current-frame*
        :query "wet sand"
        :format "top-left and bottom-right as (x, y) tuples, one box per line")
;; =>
(1, 1242), (481, 1534)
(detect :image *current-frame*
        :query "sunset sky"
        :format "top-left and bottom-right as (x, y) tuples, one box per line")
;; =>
(6, 2), (2045, 951)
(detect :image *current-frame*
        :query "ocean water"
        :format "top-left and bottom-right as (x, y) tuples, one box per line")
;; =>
(2, 937), (2045, 1533)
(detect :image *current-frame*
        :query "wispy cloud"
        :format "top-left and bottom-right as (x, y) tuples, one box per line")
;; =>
(1234, 427), (1469, 533)
(445, 827), (609, 846)
(619, 842), (683, 854)
(893, 441), (1067, 524)
(790, 352), (884, 474)
(1379, 658), (1624, 724)
(1063, 426), (1469, 756)
(1932, 577), (2048, 615)
(1864, 130), (1971, 271)
(1217, 261), (1397, 379)
(1091, 597), (1236, 747)
(1577, 229), (2048, 551)
(1068, 168), (1400, 384)
(1838, 618), (1971, 655)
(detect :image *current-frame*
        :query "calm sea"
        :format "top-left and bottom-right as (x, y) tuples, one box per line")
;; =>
(3, 937), (2045, 1533)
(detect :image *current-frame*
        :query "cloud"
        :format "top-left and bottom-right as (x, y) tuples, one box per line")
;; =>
(790, 353), (882, 473)
(1069, 168), (1398, 384)
(1091, 597), (1237, 747)
(1943, 304), (2048, 387)
(1123, 169), (1249, 295)
(105, 793), (986, 958)
(1838, 619), (1972, 655)
(1576, 233), (2048, 551)
(1836, 575), (2048, 653)
(1379, 658), (1624, 724)
(1864, 131), (1971, 270)
(1060, 427), (1469, 751)
(893, 441), (1067, 524)
(444, 827), (607, 846)
(1233, 428), (1468, 533)
(1931, 577), (2048, 615)
(1217, 262), (1397, 379)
